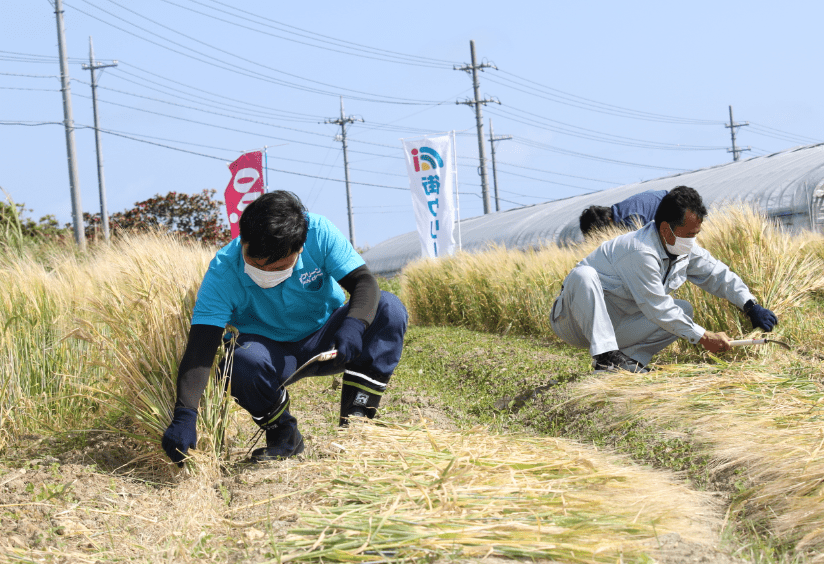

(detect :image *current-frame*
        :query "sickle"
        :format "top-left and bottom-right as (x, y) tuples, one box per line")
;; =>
(729, 338), (791, 350)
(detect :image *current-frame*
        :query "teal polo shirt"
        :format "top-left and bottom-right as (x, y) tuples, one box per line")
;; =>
(191, 213), (365, 342)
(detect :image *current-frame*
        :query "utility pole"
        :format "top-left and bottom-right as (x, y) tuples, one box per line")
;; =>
(725, 105), (750, 162)
(81, 36), (117, 241)
(324, 97), (362, 248)
(455, 40), (499, 214)
(54, 0), (86, 250)
(488, 119), (512, 212)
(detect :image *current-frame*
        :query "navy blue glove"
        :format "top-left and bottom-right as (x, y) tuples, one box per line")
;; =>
(162, 407), (197, 467)
(334, 317), (366, 364)
(745, 300), (778, 332)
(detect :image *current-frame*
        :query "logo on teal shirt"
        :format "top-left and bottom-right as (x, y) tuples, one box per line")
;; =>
(300, 268), (324, 291)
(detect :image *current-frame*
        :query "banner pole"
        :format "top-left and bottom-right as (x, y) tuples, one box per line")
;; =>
(453, 130), (462, 251)
(263, 146), (269, 192)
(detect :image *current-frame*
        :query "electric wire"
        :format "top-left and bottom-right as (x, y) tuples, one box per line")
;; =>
(66, 0), (445, 105)
(747, 124), (822, 146)
(0, 87), (58, 92)
(194, 0), (457, 66)
(493, 169), (597, 192)
(492, 161), (618, 184)
(0, 117), (408, 186)
(91, 125), (411, 190)
(748, 122), (821, 144)
(512, 137), (689, 172)
(492, 69), (724, 125)
(69, 91), (412, 160)
(72, 77), (336, 137)
(0, 50), (90, 64)
(106, 70), (322, 124)
(117, 64), (323, 120)
(156, 0), (453, 70)
(487, 105), (727, 151)
(0, 72), (59, 79)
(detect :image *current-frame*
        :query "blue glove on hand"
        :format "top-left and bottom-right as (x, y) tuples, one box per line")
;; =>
(162, 407), (197, 467)
(745, 300), (778, 332)
(334, 317), (366, 364)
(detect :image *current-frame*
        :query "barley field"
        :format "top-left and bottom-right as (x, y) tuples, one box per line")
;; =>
(1, 206), (823, 562)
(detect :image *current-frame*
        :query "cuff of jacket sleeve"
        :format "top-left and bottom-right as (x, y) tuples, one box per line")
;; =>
(735, 292), (757, 311)
(683, 325), (705, 345)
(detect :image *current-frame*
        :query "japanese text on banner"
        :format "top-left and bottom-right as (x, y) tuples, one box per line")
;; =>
(401, 135), (456, 258)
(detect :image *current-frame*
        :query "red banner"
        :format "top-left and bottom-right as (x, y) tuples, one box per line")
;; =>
(224, 150), (265, 239)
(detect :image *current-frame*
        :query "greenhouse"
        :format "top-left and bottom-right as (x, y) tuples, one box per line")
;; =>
(362, 143), (824, 276)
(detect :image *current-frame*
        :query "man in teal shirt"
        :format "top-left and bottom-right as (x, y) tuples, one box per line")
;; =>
(162, 191), (408, 464)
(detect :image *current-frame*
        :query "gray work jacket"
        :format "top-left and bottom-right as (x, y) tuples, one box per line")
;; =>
(577, 221), (756, 344)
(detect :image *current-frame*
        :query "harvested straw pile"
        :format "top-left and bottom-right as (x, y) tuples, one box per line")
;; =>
(567, 360), (824, 559)
(275, 419), (720, 563)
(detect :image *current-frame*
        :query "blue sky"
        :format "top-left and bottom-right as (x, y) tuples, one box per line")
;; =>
(3, 0), (822, 248)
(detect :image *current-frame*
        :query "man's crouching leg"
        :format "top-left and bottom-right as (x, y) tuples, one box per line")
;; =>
(250, 389), (304, 462)
(226, 335), (304, 462)
(340, 291), (408, 426)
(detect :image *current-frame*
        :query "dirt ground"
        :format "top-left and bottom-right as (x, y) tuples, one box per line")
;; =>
(0, 387), (748, 563)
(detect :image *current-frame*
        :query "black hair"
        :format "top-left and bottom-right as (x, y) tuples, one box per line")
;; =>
(654, 186), (707, 230)
(239, 190), (308, 264)
(579, 205), (613, 236)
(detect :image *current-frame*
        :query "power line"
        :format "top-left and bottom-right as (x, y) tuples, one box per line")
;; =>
(71, 77), (336, 138)
(0, 71), (59, 78)
(0, 86), (58, 92)
(494, 168), (597, 192)
(513, 138), (689, 172)
(0, 120), (414, 191)
(748, 122), (821, 144)
(156, 0), (453, 69)
(194, 0), (457, 66)
(493, 161), (618, 184)
(106, 70), (320, 123)
(487, 106), (726, 151)
(95, 126), (411, 190)
(0, 49), (90, 64)
(492, 69), (724, 125)
(66, 0), (445, 105)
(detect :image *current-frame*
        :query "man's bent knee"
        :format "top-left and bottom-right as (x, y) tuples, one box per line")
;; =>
(565, 265), (600, 290)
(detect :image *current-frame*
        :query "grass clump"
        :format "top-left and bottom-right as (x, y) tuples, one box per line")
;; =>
(0, 231), (239, 474)
(401, 205), (824, 362)
(275, 420), (720, 563)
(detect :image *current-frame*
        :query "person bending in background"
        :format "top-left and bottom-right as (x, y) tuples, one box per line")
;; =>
(162, 190), (408, 464)
(553, 186), (778, 373)
(579, 189), (669, 237)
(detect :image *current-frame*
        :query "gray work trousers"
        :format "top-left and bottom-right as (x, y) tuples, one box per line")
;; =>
(550, 265), (693, 366)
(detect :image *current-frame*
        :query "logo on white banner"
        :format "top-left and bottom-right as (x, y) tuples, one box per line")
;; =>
(402, 135), (456, 259)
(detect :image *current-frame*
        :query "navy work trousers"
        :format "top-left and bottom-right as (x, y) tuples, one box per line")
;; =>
(223, 290), (408, 422)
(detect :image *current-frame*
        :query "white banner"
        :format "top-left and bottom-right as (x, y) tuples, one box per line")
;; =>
(401, 134), (457, 258)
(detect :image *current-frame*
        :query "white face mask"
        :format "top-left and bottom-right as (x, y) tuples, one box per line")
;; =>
(244, 262), (293, 288)
(665, 224), (696, 256)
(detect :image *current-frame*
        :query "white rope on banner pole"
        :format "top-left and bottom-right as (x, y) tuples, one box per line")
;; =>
(452, 129), (462, 251)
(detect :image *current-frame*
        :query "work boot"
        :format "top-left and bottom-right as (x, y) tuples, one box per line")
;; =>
(250, 423), (304, 463)
(339, 370), (387, 427)
(592, 350), (649, 373)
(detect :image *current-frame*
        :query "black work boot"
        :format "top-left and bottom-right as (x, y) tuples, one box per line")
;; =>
(250, 421), (304, 463)
(338, 369), (388, 427)
(592, 350), (649, 373)
(249, 392), (305, 462)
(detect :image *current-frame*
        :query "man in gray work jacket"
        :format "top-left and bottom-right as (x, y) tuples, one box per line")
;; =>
(551, 186), (778, 372)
